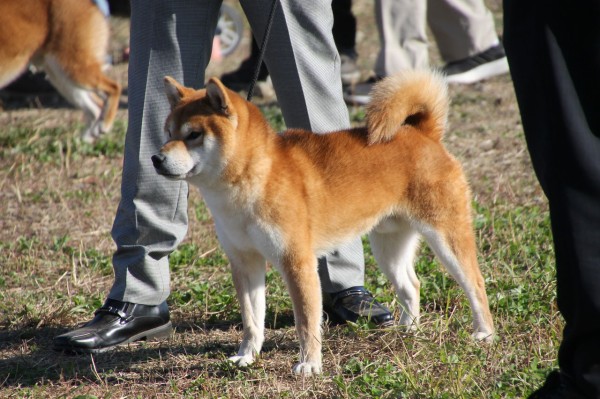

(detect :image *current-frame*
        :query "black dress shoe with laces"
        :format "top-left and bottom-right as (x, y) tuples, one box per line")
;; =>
(53, 299), (172, 354)
(326, 286), (394, 327)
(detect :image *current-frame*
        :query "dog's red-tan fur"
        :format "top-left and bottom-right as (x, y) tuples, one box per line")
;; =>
(0, 0), (121, 142)
(154, 70), (494, 374)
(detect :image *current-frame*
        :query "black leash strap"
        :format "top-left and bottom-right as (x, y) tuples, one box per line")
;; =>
(246, 0), (279, 101)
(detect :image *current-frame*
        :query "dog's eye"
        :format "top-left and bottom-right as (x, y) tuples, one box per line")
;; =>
(187, 130), (203, 141)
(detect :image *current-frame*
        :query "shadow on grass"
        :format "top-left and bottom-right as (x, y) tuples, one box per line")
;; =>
(0, 87), (129, 111)
(0, 315), (299, 388)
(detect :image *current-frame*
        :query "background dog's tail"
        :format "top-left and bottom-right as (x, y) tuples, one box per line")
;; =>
(366, 69), (449, 145)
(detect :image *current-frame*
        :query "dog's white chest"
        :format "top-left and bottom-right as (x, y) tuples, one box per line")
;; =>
(201, 192), (285, 265)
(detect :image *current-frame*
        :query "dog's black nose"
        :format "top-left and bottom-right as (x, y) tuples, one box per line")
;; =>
(151, 153), (165, 168)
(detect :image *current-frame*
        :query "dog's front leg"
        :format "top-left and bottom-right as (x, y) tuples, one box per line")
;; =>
(227, 251), (267, 367)
(281, 254), (323, 375)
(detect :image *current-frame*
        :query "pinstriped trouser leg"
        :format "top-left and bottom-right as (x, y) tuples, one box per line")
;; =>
(109, 0), (364, 304)
(109, 0), (221, 305)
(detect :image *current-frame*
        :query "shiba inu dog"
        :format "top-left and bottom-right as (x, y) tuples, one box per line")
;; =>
(0, 0), (121, 142)
(152, 70), (494, 374)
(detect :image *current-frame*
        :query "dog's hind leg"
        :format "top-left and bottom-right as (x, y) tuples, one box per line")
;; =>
(414, 217), (494, 342)
(279, 251), (323, 375)
(42, 55), (120, 142)
(40, 55), (105, 142)
(42, 1), (121, 142)
(62, 66), (120, 142)
(226, 250), (267, 367)
(65, 64), (121, 141)
(93, 72), (121, 135)
(369, 218), (422, 328)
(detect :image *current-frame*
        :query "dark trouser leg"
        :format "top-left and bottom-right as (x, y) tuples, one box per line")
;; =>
(504, 0), (600, 395)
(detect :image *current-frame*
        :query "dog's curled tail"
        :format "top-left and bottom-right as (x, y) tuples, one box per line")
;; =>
(366, 69), (449, 145)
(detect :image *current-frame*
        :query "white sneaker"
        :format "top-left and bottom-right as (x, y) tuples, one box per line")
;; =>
(443, 44), (510, 84)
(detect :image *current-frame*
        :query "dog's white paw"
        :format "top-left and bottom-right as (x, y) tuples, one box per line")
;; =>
(472, 331), (494, 343)
(228, 355), (255, 367)
(81, 130), (97, 144)
(81, 120), (106, 144)
(292, 361), (322, 375)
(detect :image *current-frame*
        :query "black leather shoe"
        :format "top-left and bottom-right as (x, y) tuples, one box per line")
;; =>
(53, 299), (172, 354)
(326, 286), (394, 327)
(528, 370), (588, 399)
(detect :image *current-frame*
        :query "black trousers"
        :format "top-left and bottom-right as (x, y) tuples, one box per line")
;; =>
(332, 0), (356, 54)
(504, 0), (600, 396)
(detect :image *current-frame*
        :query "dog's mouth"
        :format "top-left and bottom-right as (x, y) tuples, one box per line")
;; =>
(155, 170), (186, 180)
(154, 165), (196, 180)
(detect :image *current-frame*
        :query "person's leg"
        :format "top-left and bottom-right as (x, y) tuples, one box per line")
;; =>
(504, 0), (600, 396)
(109, 0), (220, 305)
(241, 0), (391, 326)
(223, 0), (360, 90)
(345, 0), (427, 106)
(428, 0), (508, 84)
(332, 0), (356, 56)
(243, 0), (350, 133)
(54, 0), (222, 353)
(332, 0), (360, 85)
(428, 0), (498, 62)
(374, 0), (429, 77)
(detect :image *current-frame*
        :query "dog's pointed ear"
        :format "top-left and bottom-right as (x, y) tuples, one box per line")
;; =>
(206, 77), (233, 116)
(164, 76), (189, 110)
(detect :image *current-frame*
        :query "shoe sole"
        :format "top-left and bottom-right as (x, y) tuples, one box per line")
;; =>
(323, 311), (395, 329)
(55, 321), (173, 354)
(445, 57), (510, 84)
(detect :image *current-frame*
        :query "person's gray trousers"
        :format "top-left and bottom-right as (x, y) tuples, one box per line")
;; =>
(109, 0), (365, 305)
(375, 0), (500, 75)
